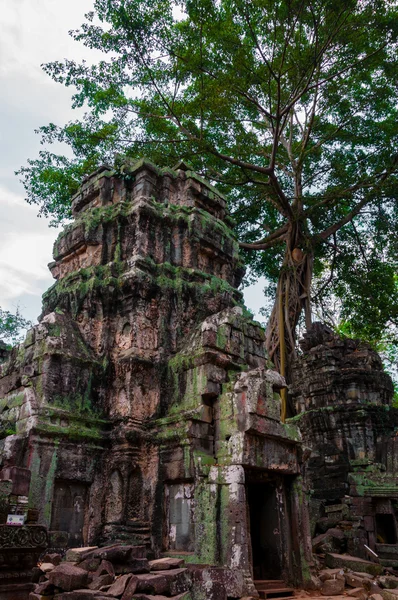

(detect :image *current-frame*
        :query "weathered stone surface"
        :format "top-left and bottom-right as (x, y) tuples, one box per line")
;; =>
(106, 574), (133, 597)
(313, 528), (345, 553)
(130, 594), (192, 600)
(321, 578), (346, 595)
(40, 563), (56, 573)
(348, 587), (368, 598)
(379, 577), (398, 590)
(83, 546), (146, 562)
(78, 558), (102, 573)
(92, 561), (115, 579)
(135, 573), (169, 595)
(292, 323), (398, 566)
(370, 595), (384, 600)
(34, 580), (56, 595)
(381, 591), (398, 600)
(346, 573), (372, 588)
(42, 553), (62, 566)
(319, 569), (345, 582)
(0, 160), (313, 598)
(66, 548), (99, 562)
(134, 568), (190, 595)
(306, 575), (322, 590)
(149, 558), (185, 571)
(88, 574), (114, 590)
(325, 554), (383, 576)
(49, 564), (89, 591)
(120, 574), (138, 600)
(54, 591), (114, 600)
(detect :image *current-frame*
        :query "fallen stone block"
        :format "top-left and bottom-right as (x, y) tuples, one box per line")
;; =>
(149, 558), (185, 571)
(381, 591), (398, 600)
(134, 568), (191, 595)
(40, 563), (56, 574)
(66, 548), (98, 562)
(93, 561), (115, 579)
(43, 553), (62, 566)
(188, 565), (242, 597)
(379, 577), (398, 590)
(325, 553), (383, 576)
(304, 574), (321, 590)
(107, 574), (135, 597)
(130, 594), (191, 600)
(34, 580), (57, 595)
(54, 591), (115, 599)
(320, 578), (345, 596)
(319, 569), (345, 582)
(82, 545), (146, 563)
(49, 564), (89, 592)
(347, 587), (367, 597)
(78, 558), (102, 573)
(135, 573), (169, 595)
(366, 582), (383, 595)
(313, 528), (346, 554)
(346, 573), (371, 588)
(88, 574), (115, 590)
(121, 575), (138, 600)
(160, 568), (191, 595)
(113, 558), (150, 575)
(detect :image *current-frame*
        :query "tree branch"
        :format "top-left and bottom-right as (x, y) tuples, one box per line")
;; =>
(318, 196), (370, 240)
(239, 223), (288, 250)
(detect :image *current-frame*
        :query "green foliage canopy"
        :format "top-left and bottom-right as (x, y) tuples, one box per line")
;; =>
(17, 0), (398, 363)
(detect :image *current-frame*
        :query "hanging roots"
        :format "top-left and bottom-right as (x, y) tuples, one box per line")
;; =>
(265, 247), (313, 381)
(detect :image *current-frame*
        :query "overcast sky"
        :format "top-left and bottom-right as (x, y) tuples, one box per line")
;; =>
(0, 0), (266, 327)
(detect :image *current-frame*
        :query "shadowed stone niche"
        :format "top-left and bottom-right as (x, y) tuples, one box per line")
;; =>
(0, 159), (312, 598)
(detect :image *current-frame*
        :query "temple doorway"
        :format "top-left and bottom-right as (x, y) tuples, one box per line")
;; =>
(247, 480), (283, 580)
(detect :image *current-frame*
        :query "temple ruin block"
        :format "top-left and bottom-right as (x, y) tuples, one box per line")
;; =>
(1, 160), (398, 599)
(0, 160), (312, 598)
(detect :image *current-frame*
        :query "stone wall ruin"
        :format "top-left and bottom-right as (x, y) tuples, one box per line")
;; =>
(0, 160), (312, 598)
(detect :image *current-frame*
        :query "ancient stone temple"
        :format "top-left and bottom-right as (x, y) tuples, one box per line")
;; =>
(0, 160), (312, 598)
(292, 324), (398, 567)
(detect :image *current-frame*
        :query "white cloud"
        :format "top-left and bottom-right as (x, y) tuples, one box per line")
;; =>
(0, 185), (59, 320)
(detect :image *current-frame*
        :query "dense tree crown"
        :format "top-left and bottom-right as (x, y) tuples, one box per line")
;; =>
(18, 0), (398, 392)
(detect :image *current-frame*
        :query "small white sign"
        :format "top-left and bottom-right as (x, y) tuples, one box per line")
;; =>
(6, 515), (25, 526)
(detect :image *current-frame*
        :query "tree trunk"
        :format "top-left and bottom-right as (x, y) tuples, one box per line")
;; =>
(265, 230), (313, 421)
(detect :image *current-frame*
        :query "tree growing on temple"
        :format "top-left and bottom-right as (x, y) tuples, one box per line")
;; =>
(17, 0), (398, 395)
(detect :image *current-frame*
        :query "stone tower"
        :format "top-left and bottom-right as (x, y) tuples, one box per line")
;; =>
(0, 159), (311, 597)
(292, 323), (398, 565)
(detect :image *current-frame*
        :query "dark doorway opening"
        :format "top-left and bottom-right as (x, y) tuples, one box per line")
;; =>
(247, 481), (283, 580)
(376, 513), (397, 544)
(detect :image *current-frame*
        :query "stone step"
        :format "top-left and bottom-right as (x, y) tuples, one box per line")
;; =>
(254, 580), (295, 599)
(254, 580), (285, 590)
(256, 588), (295, 599)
